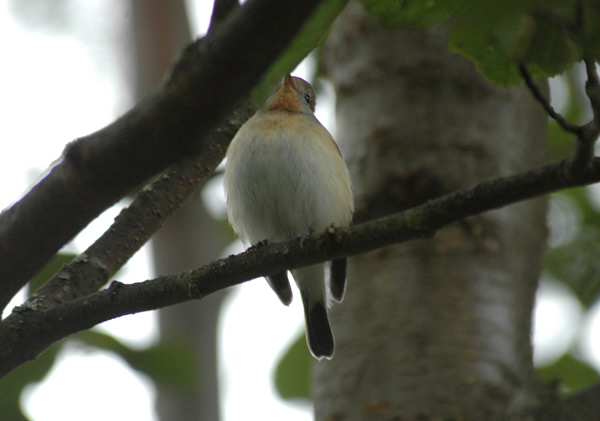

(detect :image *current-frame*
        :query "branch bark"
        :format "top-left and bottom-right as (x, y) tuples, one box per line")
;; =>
(28, 100), (253, 312)
(0, 0), (325, 311)
(2, 156), (600, 378)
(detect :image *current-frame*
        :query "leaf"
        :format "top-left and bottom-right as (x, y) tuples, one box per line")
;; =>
(449, 0), (537, 86)
(274, 333), (311, 400)
(521, 20), (579, 76)
(449, 29), (522, 87)
(355, 1), (596, 86)
(563, 187), (600, 228)
(252, 0), (348, 107)
(545, 188), (600, 307)
(359, 0), (461, 27)
(544, 226), (600, 308)
(451, 1), (585, 85)
(0, 342), (63, 421)
(581, 0), (600, 59)
(27, 253), (77, 296)
(548, 121), (574, 161)
(75, 330), (200, 392)
(1, 252), (75, 419)
(124, 341), (200, 392)
(537, 353), (600, 395)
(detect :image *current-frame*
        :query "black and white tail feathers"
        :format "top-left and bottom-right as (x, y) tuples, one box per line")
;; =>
(301, 293), (334, 359)
(330, 258), (347, 302)
(266, 272), (292, 306)
(265, 259), (348, 359)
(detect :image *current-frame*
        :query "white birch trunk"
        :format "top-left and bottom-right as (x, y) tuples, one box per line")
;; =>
(314, 3), (548, 419)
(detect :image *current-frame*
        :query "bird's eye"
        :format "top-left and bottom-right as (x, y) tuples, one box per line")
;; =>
(304, 94), (311, 105)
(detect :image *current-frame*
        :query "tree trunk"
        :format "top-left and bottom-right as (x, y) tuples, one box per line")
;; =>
(151, 200), (228, 421)
(129, 1), (227, 419)
(315, 3), (548, 419)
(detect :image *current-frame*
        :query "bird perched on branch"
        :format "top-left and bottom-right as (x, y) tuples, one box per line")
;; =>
(224, 74), (353, 359)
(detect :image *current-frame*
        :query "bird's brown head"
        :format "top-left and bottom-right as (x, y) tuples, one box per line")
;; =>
(267, 74), (316, 114)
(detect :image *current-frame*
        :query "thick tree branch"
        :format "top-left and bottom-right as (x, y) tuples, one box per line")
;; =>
(0, 0), (325, 311)
(28, 100), (254, 311)
(2, 156), (600, 378)
(209, 0), (240, 32)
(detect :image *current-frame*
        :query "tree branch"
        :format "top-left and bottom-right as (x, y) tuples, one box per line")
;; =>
(520, 62), (600, 174)
(209, 0), (240, 33)
(569, 59), (600, 171)
(2, 156), (600, 378)
(584, 59), (600, 129)
(0, 0), (325, 311)
(518, 65), (582, 135)
(28, 99), (254, 311)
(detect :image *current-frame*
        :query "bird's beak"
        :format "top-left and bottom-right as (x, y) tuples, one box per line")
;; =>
(283, 74), (294, 89)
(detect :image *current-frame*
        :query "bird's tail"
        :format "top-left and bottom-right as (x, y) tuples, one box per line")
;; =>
(292, 264), (334, 359)
(329, 258), (347, 302)
(266, 272), (293, 306)
(301, 294), (334, 359)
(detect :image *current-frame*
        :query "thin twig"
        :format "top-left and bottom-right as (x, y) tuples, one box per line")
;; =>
(584, 59), (600, 123)
(520, 62), (600, 173)
(519, 64), (583, 135)
(568, 60), (600, 172)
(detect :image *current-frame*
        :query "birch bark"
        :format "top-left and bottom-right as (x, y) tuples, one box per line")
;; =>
(315, 3), (548, 419)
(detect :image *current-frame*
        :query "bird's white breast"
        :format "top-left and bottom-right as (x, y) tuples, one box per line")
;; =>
(225, 111), (353, 245)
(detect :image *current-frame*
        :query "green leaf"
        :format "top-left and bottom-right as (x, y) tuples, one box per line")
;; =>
(583, 1), (600, 59)
(518, 17), (578, 77)
(359, 0), (461, 27)
(252, 0), (348, 107)
(356, 1), (594, 86)
(124, 340), (200, 392)
(1, 252), (78, 418)
(548, 120), (574, 160)
(0, 342), (64, 421)
(76, 330), (200, 392)
(563, 187), (600, 228)
(27, 253), (77, 296)
(537, 353), (600, 395)
(274, 333), (311, 400)
(450, 1), (585, 85)
(544, 225), (600, 307)
(449, 0), (536, 86)
(449, 30), (522, 87)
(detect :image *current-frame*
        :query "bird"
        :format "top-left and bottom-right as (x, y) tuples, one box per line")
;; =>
(224, 74), (354, 359)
